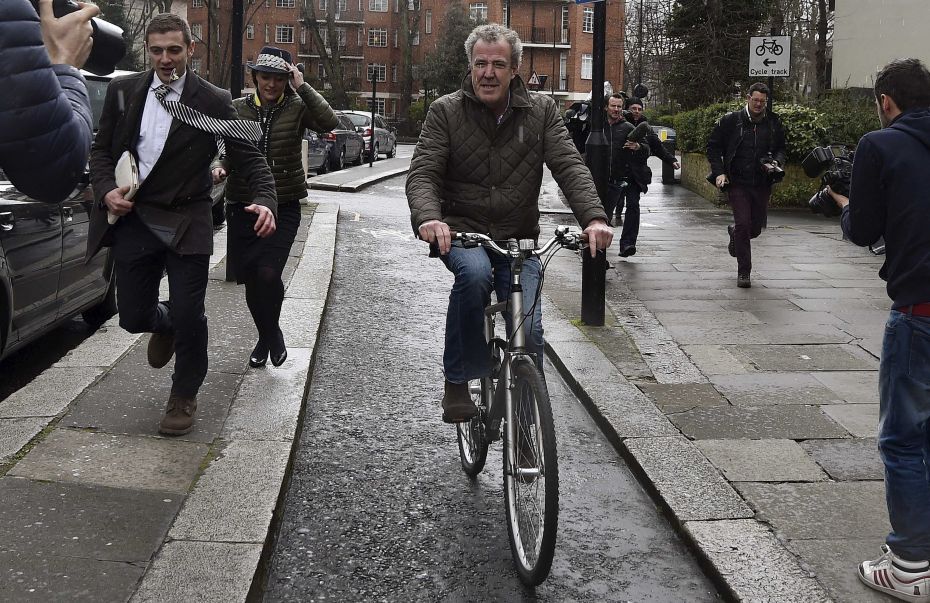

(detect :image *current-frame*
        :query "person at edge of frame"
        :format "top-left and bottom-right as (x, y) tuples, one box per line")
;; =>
(825, 57), (930, 603)
(405, 23), (613, 425)
(88, 13), (277, 437)
(706, 82), (786, 289)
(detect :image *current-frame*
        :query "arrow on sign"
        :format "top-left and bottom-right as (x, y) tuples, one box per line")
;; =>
(763, 58), (777, 66)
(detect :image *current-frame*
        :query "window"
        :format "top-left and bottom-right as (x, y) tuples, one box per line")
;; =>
(336, 27), (347, 47)
(246, 24), (255, 39)
(390, 99), (396, 117)
(367, 98), (386, 115)
(357, 28), (363, 45)
(276, 0), (295, 7)
(411, 29), (419, 45)
(367, 63), (386, 82)
(300, 26), (306, 44)
(393, 29), (397, 48)
(425, 10), (432, 34)
(561, 5), (569, 39)
(192, 0), (203, 7)
(501, 4), (507, 25)
(318, 62), (326, 79)
(191, 58), (202, 72)
(191, 23), (203, 40)
(319, 0), (326, 9)
(276, 25), (294, 44)
(264, 25), (269, 43)
(391, 64), (397, 82)
(368, 28), (387, 47)
(582, 7), (594, 33)
(469, 2), (487, 22)
(581, 53), (592, 80)
(369, 0), (387, 11)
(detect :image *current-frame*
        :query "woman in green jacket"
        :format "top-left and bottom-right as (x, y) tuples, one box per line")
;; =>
(213, 46), (338, 368)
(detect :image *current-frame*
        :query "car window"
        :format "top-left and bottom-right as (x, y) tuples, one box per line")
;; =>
(375, 116), (386, 129)
(339, 116), (355, 130)
(84, 77), (111, 131)
(346, 113), (370, 127)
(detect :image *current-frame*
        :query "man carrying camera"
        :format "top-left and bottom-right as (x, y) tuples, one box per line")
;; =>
(0, 0), (98, 203)
(706, 82), (786, 288)
(826, 58), (930, 603)
(605, 92), (651, 257)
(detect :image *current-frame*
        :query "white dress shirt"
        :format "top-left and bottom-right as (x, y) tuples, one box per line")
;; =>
(136, 72), (186, 183)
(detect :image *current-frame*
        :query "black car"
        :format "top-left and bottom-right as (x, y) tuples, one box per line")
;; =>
(303, 129), (332, 175)
(0, 70), (126, 360)
(318, 112), (365, 172)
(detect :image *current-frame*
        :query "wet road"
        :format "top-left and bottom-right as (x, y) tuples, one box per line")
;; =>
(261, 176), (720, 601)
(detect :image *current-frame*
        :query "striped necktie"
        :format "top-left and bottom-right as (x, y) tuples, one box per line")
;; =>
(154, 84), (261, 155)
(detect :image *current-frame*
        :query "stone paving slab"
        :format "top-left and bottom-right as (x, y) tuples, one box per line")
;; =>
(737, 481), (889, 540)
(0, 550), (146, 603)
(809, 370), (879, 404)
(800, 438), (884, 481)
(0, 418), (49, 463)
(670, 404), (848, 440)
(0, 367), (104, 419)
(680, 344), (752, 376)
(9, 429), (207, 493)
(710, 372), (844, 406)
(130, 541), (262, 603)
(168, 439), (291, 542)
(52, 326), (141, 368)
(729, 343), (878, 371)
(665, 322), (852, 345)
(821, 403), (879, 438)
(0, 477), (182, 563)
(62, 368), (240, 443)
(636, 383), (728, 413)
(695, 439), (828, 482)
(788, 539), (888, 603)
(623, 436), (753, 521)
(685, 519), (831, 602)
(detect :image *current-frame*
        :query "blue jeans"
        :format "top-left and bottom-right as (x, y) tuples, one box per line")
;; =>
(439, 245), (544, 383)
(880, 310), (930, 561)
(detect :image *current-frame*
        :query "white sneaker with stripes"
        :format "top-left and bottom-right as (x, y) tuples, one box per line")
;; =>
(859, 544), (930, 602)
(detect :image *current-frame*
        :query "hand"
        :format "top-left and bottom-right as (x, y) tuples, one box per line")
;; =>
(715, 174), (728, 189)
(673, 161), (681, 170)
(103, 186), (133, 216)
(211, 167), (227, 184)
(583, 219), (614, 258)
(623, 141), (641, 151)
(826, 186), (849, 209)
(288, 63), (304, 89)
(245, 204), (276, 238)
(418, 219), (452, 255)
(38, 0), (99, 68)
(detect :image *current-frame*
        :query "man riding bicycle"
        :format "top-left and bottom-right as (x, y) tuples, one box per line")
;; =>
(406, 23), (613, 424)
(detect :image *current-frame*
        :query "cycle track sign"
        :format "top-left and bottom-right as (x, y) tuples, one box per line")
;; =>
(749, 35), (791, 77)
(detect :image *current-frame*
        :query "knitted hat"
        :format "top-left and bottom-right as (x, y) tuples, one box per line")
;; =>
(248, 46), (292, 74)
(626, 97), (644, 109)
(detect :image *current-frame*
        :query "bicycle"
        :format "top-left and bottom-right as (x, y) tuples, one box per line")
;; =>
(451, 226), (585, 586)
(755, 38), (784, 56)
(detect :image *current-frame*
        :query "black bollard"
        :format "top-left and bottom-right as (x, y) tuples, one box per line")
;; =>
(581, 249), (607, 326)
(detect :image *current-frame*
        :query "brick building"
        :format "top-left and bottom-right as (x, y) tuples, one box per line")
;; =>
(183, 0), (625, 118)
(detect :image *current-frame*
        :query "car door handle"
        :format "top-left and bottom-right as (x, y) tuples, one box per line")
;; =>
(0, 211), (12, 231)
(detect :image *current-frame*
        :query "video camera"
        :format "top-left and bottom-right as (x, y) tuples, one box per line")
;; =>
(802, 145), (855, 217)
(760, 153), (785, 184)
(33, 0), (127, 75)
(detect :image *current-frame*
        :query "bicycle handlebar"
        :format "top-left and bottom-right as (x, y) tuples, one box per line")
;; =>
(451, 227), (586, 257)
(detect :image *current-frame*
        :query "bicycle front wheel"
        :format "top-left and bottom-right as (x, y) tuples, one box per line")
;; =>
(457, 378), (491, 476)
(503, 358), (559, 586)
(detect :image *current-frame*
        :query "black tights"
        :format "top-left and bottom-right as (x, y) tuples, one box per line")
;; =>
(245, 265), (285, 353)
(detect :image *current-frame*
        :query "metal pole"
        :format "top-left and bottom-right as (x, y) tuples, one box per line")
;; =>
(505, 0), (511, 27)
(369, 71), (376, 167)
(637, 0), (644, 88)
(226, 0), (244, 282)
(581, 0), (608, 326)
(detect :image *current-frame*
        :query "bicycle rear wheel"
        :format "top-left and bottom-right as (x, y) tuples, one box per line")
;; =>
(503, 357), (559, 586)
(457, 378), (491, 476)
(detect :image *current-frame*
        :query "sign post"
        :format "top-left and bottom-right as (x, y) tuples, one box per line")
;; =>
(749, 35), (791, 113)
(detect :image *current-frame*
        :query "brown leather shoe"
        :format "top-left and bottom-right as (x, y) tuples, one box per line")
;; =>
(158, 394), (197, 435)
(147, 332), (175, 369)
(441, 380), (477, 424)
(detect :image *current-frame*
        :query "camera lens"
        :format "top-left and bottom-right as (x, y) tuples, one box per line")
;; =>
(51, 0), (127, 75)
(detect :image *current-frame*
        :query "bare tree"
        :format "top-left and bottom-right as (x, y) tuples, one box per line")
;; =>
(397, 0), (422, 132)
(301, 0), (352, 108)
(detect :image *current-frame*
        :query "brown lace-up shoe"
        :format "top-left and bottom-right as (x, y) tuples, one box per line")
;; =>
(441, 380), (477, 424)
(147, 332), (175, 369)
(158, 394), (197, 435)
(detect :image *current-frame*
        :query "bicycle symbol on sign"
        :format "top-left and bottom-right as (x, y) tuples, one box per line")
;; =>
(755, 38), (784, 56)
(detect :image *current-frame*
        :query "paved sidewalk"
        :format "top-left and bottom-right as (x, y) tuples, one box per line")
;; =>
(307, 156), (409, 192)
(0, 202), (337, 602)
(541, 158), (889, 602)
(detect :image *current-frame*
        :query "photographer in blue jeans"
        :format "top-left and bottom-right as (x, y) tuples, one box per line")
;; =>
(828, 58), (930, 602)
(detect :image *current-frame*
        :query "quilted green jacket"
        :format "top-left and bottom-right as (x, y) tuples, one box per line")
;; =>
(221, 82), (337, 205)
(406, 75), (606, 240)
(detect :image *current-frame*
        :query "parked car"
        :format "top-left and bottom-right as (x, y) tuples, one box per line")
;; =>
(341, 110), (397, 161)
(302, 130), (331, 175)
(0, 70), (130, 360)
(313, 112), (365, 172)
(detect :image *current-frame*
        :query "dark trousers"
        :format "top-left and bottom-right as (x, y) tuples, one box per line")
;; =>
(727, 183), (771, 275)
(112, 213), (210, 398)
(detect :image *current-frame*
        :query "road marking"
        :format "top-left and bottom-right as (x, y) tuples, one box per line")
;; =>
(352, 212), (360, 221)
(360, 228), (415, 241)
